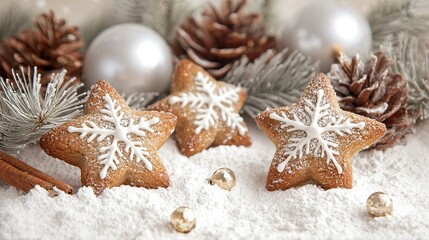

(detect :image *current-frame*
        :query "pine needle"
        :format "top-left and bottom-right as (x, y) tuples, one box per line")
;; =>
(123, 92), (159, 110)
(0, 3), (31, 41)
(369, 0), (429, 120)
(79, 13), (116, 50)
(0, 67), (86, 153)
(260, 0), (278, 33)
(223, 49), (318, 118)
(368, 0), (429, 49)
(114, 0), (203, 40)
(382, 34), (429, 120)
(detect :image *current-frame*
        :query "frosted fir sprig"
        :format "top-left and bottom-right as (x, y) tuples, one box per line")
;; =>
(123, 92), (159, 110)
(223, 49), (318, 118)
(115, 0), (203, 40)
(369, 0), (429, 120)
(0, 67), (85, 153)
(0, 3), (30, 41)
(368, 0), (429, 49)
(382, 34), (429, 119)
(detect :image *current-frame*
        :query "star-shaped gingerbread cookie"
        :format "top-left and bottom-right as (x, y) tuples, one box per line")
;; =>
(149, 60), (251, 157)
(40, 80), (177, 194)
(256, 73), (386, 191)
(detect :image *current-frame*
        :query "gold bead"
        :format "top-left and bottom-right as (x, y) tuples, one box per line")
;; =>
(209, 167), (236, 191)
(366, 192), (393, 217)
(170, 206), (196, 233)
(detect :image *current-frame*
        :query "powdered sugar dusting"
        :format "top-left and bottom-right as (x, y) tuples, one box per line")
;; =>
(270, 89), (364, 174)
(168, 71), (247, 135)
(68, 93), (159, 179)
(0, 122), (428, 239)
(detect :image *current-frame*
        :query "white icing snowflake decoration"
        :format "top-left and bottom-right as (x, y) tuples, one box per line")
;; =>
(269, 89), (365, 174)
(68, 94), (159, 179)
(169, 71), (247, 135)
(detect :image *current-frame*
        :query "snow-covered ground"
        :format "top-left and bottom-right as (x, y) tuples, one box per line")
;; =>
(1, 121), (428, 239)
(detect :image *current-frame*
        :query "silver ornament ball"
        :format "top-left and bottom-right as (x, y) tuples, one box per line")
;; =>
(84, 23), (173, 94)
(281, 0), (372, 71)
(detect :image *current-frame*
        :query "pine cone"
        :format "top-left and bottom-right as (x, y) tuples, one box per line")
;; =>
(329, 51), (418, 150)
(171, 0), (276, 79)
(0, 11), (84, 88)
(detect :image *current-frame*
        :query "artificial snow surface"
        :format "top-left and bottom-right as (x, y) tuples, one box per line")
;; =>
(0, 121), (428, 239)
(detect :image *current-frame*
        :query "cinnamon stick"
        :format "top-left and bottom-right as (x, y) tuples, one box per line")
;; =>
(0, 151), (73, 194)
(0, 160), (53, 192)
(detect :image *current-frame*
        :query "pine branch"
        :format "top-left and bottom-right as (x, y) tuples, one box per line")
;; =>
(0, 67), (86, 154)
(0, 3), (31, 41)
(261, 0), (273, 19)
(79, 13), (115, 50)
(115, 0), (202, 40)
(382, 34), (429, 120)
(368, 0), (429, 49)
(260, 0), (277, 33)
(115, 0), (144, 23)
(223, 49), (319, 118)
(123, 92), (159, 110)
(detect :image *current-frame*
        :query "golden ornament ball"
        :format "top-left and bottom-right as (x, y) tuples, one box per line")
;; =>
(170, 206), (196, 233)
(209, 167), (236, 191)
(366, 192), (393, 217)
